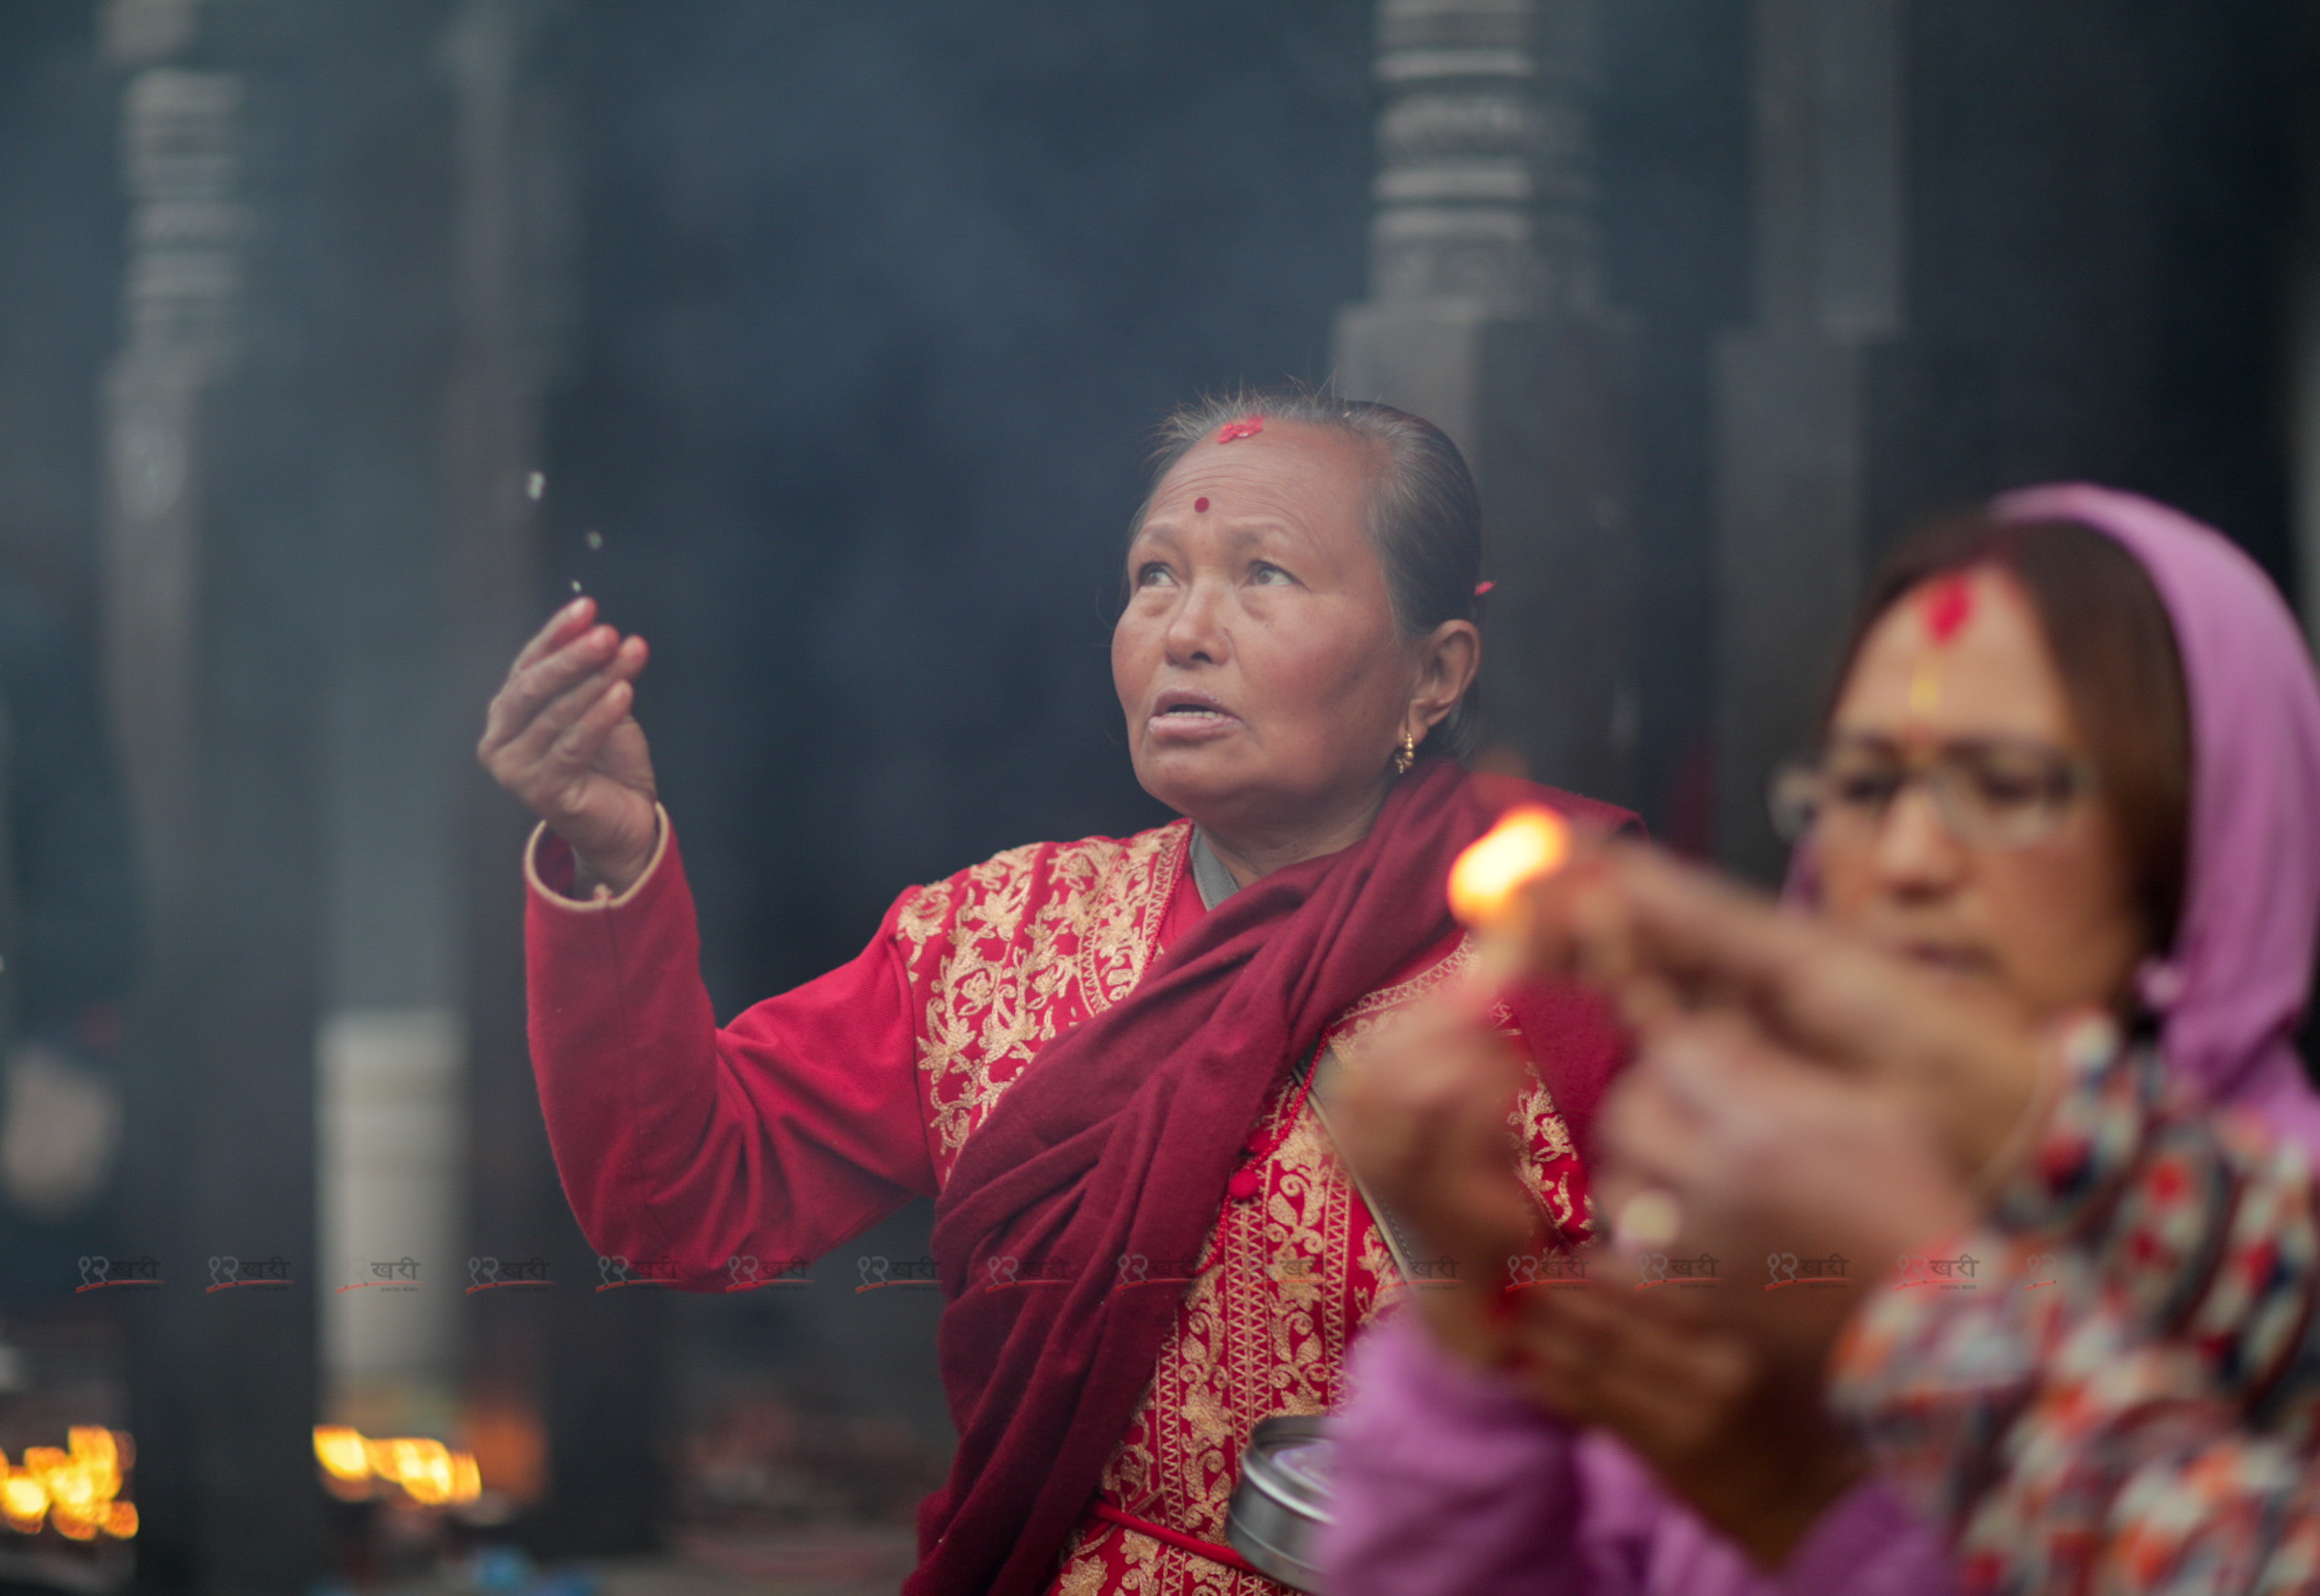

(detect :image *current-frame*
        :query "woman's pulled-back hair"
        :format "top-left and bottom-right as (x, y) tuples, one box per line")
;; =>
(1832, 509), (2194, 950)
(1132, 384), (1485, 760)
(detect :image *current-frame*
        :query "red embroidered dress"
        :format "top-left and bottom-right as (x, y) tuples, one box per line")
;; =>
(527, 803), (1613, 1596)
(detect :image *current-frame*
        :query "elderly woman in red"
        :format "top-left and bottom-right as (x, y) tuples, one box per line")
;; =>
(478, 389), (1634, 1596)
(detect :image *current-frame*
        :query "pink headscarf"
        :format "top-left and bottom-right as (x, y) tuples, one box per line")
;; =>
(1986, 484), (2320, 1152)
(1784, 484), (2320, 1151)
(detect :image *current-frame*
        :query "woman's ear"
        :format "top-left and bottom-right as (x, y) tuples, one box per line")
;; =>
(1410, 619), (1482, 735)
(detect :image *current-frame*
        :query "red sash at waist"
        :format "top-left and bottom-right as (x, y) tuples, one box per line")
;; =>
(1087, 1501), (1262, 1578)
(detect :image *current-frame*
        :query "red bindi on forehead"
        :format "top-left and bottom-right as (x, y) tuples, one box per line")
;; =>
(1922, 573), (1976, 645)
(1194, 496), (1209, 513)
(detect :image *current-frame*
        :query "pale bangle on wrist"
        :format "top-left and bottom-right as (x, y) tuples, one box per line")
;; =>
(527, 805), (670, 910)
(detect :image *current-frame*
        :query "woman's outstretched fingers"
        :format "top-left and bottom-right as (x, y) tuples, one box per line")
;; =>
(529, 672), (631, 785)
(1517, 845), (1768, 1038)
(497, 642), (642, 774)
(1531, 844), (1872, 1048)
(511, 594), (596, 675)
(483, 624), (631, 755)
(478, 601), (661, 887)
(498, 654), (611, 758)
(485, 605), (610, 740)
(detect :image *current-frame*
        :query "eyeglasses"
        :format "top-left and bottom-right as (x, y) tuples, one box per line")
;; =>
(1768, 737), (2097, 850)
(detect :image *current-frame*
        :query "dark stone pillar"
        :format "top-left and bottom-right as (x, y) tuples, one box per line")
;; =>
(308, 0), (464, 1454)
(1335, 0), (1639, 804)
(100, 2), (328, 1587)
(1710, 0), (1902, 881)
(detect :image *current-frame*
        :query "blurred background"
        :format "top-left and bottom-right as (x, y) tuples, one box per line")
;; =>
(0, 0), (2315, 1590)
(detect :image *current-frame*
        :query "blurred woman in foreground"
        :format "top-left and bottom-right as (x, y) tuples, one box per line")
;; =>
(1320, 485), (2320, 1594)
(1530, 844), (2320, 1593)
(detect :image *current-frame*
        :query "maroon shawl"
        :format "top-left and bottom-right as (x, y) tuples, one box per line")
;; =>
(907, 760), (1635, 1596)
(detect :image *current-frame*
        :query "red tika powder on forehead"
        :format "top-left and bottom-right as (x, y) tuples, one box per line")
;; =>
(1216, 417), (1264, 444)
(1194, 496), (1209, 512)
(1923, 572), (1975, 644)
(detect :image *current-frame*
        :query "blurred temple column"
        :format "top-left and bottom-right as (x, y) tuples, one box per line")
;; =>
(441, 0), (670, 1557)
(1334, 0), (1638, 803)
(98, 0), (327, 1587)
(311, 0), (465, 1469)
(1710, 0), (1903, 881)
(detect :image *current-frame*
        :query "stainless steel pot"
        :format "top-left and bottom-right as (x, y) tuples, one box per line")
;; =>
(1225, 1414), (1333, 1591)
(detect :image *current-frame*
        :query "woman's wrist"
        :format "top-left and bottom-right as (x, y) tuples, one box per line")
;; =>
(567, 816), (661, 898)
(544, 807), (665, 903)
(571, 849), (646, 898)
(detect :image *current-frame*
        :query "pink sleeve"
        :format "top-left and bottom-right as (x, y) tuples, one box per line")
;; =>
(525, 814), (939, 1290)
(1320, 1312), (1957, 1596)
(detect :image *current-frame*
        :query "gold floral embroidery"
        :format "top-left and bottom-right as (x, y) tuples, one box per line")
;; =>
(1514, 1086), (1583, 1233)
(1059, 1086), (1368, 1596)
(1080, 826), (1189, 1014)
(1055, 1523), (1156, 1596)
(896, 823), (1188, 1177)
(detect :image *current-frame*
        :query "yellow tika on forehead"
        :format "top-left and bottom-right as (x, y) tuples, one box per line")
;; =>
(1907, 572), (1979, 716)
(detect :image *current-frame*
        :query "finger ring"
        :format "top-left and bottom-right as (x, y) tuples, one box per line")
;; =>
(1612, 1188), (1682, 1251)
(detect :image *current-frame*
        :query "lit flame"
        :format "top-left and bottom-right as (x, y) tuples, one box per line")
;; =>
(1, 1472), (46, 1534)
(311, 1426), (482, 1507)
(312, 1425), (369, 1482)
(1448, 806), (1571, 929)
(0, 1429), (134, 1538)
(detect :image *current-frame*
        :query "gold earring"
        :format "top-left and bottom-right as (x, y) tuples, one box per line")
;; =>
(1394, 730), (1417, 774)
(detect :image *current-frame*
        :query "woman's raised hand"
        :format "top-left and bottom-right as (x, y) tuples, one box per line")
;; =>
(478, 595), (659, 893)
(1522, 845), (2049, 1181)
(1333, 1008), (1546, 1368)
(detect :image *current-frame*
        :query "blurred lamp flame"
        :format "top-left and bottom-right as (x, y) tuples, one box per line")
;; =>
(0, 1430), (134, 1538)
(312, 1425), (369, 1482)
(1448, 806), (1571, 929)
(311, 1425), (481, 1507)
